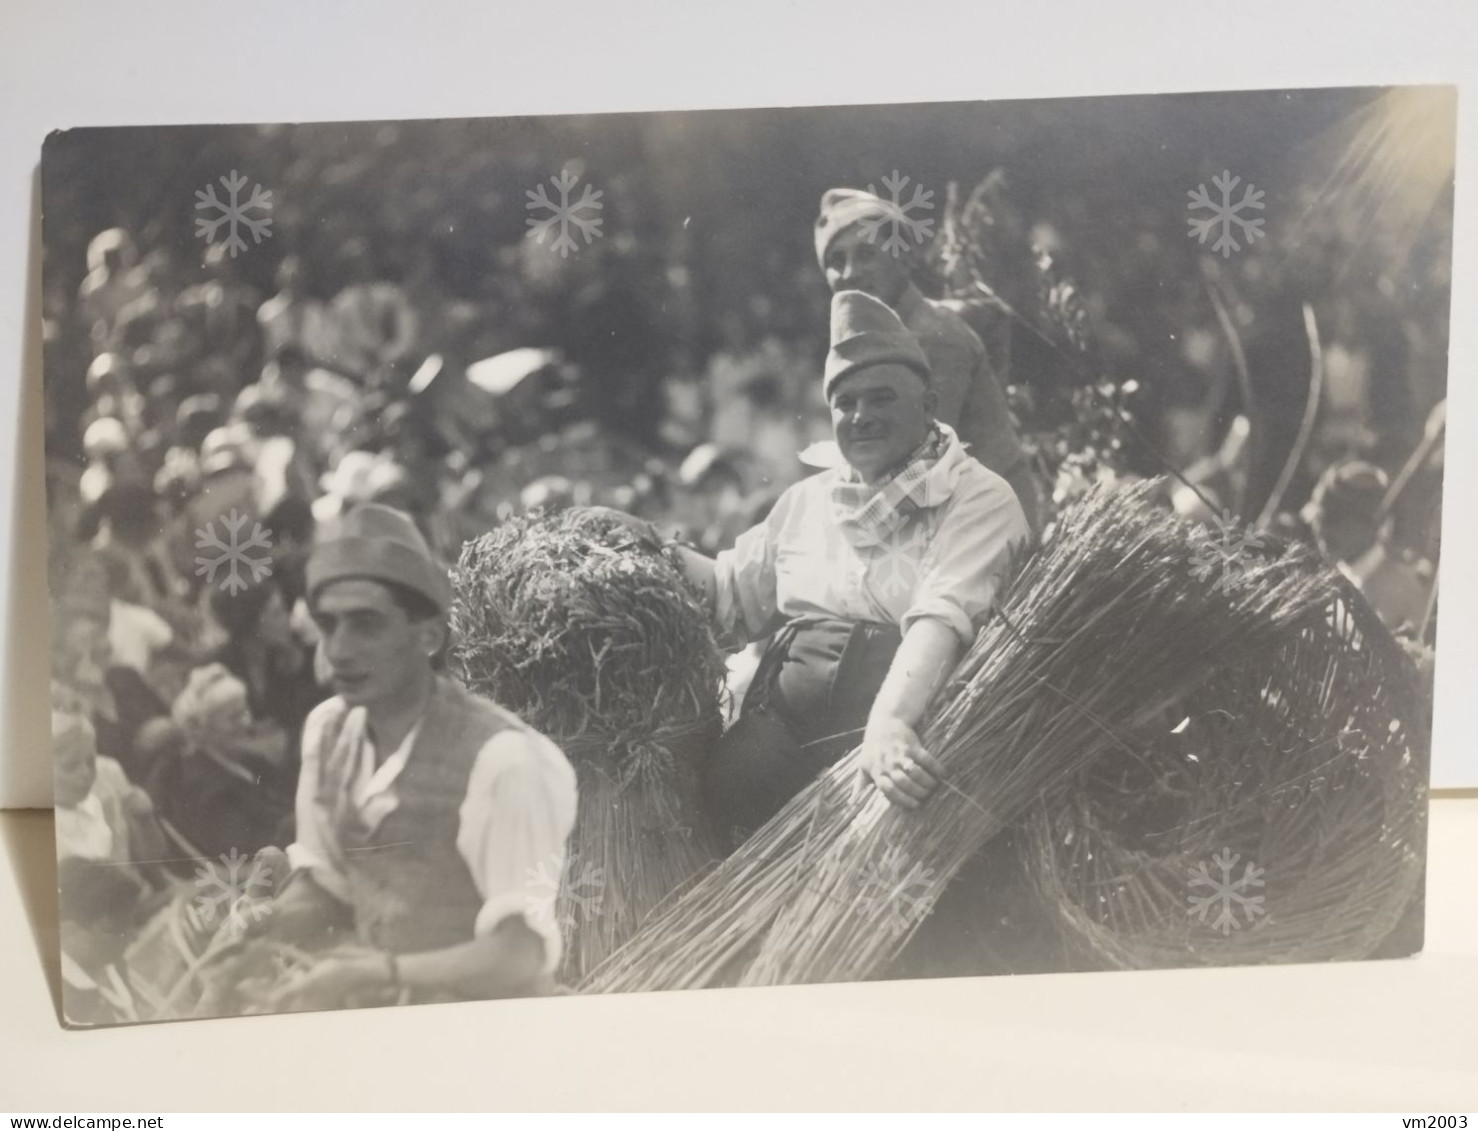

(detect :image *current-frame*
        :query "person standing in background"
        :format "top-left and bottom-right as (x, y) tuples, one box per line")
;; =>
(813, 188), (1041, 534)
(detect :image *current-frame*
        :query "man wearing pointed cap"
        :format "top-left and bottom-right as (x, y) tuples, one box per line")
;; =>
(650, 291), (1029, 838)
(813, 187), (1040, 533)
(258, 503), (578, 1008)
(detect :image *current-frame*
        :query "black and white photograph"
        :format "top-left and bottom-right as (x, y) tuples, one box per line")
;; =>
(39, 85), (1453, 1027)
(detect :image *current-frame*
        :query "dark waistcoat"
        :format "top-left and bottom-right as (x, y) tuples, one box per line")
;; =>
(313, 677), (522, 953)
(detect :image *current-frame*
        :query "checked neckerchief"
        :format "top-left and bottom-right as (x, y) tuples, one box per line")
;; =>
(828, 424), (950, 550)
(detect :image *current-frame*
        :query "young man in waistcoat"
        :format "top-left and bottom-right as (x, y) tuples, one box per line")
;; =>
(262, 503), (578, 1009)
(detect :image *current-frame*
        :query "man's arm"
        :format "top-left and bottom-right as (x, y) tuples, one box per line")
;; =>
(950, 339), (993, 461)
(935, 304), (1024, 482)
(857, 618), (961, 810)
(387, 916), (548, 997)
(453, 731), (577, 990)
(591, 504), (776, 646)
(669, 543), (717, 606)
(266, 915), (549, 1010)
(859, 470), (1029, 809)
(264, 701), (356, 945)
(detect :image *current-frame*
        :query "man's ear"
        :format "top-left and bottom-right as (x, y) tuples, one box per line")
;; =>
(418, 617), (450, 660)
(313, 639), (332, 684)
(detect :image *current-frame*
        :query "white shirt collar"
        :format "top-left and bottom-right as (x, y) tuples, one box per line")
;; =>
(348, 711), (426, 823)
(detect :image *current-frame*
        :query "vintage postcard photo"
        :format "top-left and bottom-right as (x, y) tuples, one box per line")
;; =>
(39, 86), (1452, 1025)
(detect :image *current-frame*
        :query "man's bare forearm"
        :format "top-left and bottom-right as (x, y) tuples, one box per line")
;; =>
(868, 618), (962, 733)
(395, 917), (549, 999)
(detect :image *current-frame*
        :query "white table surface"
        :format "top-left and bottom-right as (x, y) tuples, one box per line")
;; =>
(1, 801), (1474, 1113)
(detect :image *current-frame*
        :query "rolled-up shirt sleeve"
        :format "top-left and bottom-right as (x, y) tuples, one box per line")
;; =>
(455, 729), (579, 976)
(902, 473), (1030, 647)
(711, 509), (781, 646)
(285, 702), (351, 902)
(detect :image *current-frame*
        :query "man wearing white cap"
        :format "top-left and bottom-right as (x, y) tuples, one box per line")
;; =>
(813, 187), (1040, 533)
(260, 503), (578, 1008)
(649, 291), (1028, 838)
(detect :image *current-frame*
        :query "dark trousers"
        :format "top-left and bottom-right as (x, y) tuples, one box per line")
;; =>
(701, 618), (901, 844)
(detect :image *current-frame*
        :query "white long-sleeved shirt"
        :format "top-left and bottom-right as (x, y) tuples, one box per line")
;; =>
(713, 427), (1030, 648)
(287, 700), (578, 973)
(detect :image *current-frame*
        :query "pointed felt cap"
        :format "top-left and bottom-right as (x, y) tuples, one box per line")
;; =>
(306, 502), (450, 613)
(823, 290), (930, 400)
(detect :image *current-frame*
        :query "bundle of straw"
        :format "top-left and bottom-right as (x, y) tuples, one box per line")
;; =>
(583, 482), (1338, 992)
(450, 507), (727, 982)
(1025, 574), (1427, 967)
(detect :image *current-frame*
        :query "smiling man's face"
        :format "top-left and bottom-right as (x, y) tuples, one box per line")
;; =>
(829, 363), (936, 484)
